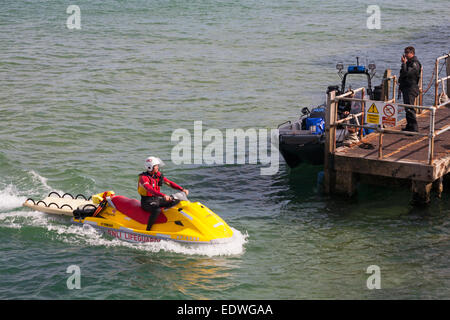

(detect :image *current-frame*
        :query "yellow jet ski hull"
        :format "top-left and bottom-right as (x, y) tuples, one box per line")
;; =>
(72, 192), (234, 244)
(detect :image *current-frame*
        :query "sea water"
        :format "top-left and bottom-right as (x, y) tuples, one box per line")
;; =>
(0, 0), (449, 299)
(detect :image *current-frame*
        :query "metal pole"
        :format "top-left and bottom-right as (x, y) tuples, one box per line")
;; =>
(393, 76), (397, 103)
(428, 108), (436, 165)
(361, 87), (365, 137)
(333, 94), (338, 152)
(378, 129), (383, 159)
(447, 56), (450, 101)
(419, 67), (423, 106)
(434, 59), (439, 106)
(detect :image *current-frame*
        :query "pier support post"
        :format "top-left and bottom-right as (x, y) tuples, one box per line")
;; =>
(411, 180), (432, 205)
(334, 170), (357, 197)
(443, 173), (450, 191)
(324, 90), (337, 194)
(432, 177), (443, 198)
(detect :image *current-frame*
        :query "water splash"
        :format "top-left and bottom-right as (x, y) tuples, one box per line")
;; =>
(0, 205), (248, 257)
(28, 170), (64, 195)
(0, 184), (27, 212)
(68, 224), (249, 257)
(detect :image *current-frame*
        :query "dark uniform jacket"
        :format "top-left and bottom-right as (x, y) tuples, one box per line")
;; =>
(399, 56), (421, 96)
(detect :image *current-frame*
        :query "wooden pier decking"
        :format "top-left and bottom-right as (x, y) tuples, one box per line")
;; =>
(323, 53), (450, 204)
(332, 106), (450, 203)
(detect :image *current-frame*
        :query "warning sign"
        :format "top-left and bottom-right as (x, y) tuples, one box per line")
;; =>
(365, 102), (380, 124)
(381, 103), (398, 127)
(366, 113), (380, 124)
(365, 101), (399, 126)
(383, 104), (395, 117)
(367, 103), (379, 114)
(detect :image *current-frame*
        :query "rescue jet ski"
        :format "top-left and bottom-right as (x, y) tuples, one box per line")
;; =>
(24, 191), (234, 244)
(278, 58), (381, 168)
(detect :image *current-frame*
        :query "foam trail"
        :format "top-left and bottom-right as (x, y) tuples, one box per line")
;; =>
(0, 208), (249, 256)
(0, 184), (27, 211)
(61, 224), (249, 257)
(29, 170), (64, 195)
(0, 170), (63, 212)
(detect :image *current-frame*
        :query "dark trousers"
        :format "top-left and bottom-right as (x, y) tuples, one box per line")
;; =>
(141, 196), (179, 231)
(402, 89), (419, 131)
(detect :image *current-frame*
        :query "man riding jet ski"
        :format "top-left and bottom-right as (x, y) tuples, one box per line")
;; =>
(69, 158), (234, 244)
(138, 156), (189, 231)
(71, 189), (234, 244)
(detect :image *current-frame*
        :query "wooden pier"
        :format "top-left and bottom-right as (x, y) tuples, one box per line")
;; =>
(323, 53), (450, 205)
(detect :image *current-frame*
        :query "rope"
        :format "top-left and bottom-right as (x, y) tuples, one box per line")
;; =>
(422, 60), (446, 95)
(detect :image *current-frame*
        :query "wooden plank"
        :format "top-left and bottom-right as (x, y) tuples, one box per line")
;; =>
(432, 155), (450, 181)
(333, 154), (434, 181)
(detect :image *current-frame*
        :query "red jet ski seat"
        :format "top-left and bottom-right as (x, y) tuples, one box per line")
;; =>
(110, 196), (167, 225)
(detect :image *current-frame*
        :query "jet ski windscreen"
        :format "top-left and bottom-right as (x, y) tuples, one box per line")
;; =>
(172, 191), (188, 201)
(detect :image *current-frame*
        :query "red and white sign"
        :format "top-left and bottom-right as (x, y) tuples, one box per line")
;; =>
(381, 103), (398, 127)
(365, 100), (398, 127)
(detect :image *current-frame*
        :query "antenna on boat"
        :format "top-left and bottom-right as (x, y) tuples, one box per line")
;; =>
(336, 62), (344, 79)
(368, 62), (376, 78)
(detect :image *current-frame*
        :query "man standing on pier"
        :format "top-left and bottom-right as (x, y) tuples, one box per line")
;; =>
(399, 46), (422, 132)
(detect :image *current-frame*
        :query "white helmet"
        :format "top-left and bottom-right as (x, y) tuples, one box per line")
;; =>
(144, 156), (165, 171)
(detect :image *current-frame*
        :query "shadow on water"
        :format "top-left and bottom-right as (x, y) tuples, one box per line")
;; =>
(277, 159), (450, 224)
(81, 251), (244, 299)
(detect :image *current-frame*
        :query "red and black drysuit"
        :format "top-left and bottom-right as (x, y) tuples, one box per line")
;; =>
(137, 171), (183, 230)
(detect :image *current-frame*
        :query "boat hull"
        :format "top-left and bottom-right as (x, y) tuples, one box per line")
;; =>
(279, 134), (325, 167)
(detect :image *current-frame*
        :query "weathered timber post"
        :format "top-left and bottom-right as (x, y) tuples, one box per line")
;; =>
(381, 69), (391, 101)
(432, 177), (443, 199)
(411, 180), (433, 205)
(323, 90), (336, 194)
(334, 170), (357, 197)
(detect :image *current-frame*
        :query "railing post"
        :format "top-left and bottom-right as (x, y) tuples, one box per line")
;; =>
(428, 108), (436, 165)
(381, 69), (391, 101)
(361, 87), (365, 137)
(392, 76), (397, 103)
(324, 90), (337, 194)
(434, 59), (439, 107)
(378, 129), (383, 159)
(447, 56), (450, 100)
(419, 66), (423, 107)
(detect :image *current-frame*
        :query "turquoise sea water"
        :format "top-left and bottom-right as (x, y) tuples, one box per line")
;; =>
(0, 0), (449, 299)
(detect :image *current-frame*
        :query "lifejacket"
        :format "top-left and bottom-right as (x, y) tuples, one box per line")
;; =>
(137, 171), (165, 197)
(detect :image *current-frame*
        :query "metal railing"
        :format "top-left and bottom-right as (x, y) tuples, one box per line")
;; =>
(435, 53), (450, 106)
